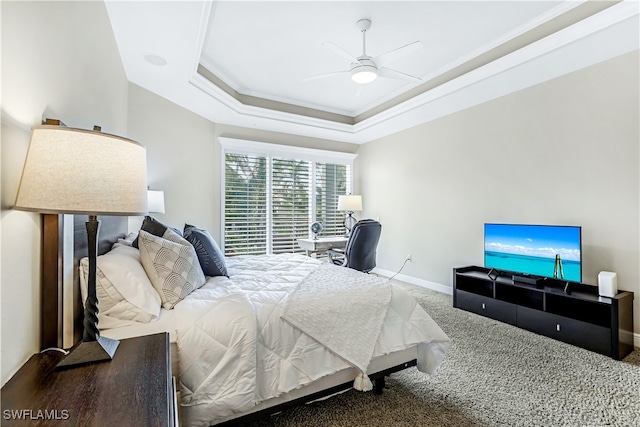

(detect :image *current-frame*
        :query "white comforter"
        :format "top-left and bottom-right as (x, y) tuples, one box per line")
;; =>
(175, 254), (450, 426)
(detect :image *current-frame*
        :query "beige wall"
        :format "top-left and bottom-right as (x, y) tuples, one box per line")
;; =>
(126, 83), (220, 236)
(1, 1), (128, 385)
(126, 83), (359, 241)
(357, 50), (640, 333)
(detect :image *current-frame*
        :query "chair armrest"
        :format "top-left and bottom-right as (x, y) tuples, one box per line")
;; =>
(327, 248), (346, 266)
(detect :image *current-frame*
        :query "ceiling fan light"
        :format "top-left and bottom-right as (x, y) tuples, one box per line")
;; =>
(351, 66), (378, 84)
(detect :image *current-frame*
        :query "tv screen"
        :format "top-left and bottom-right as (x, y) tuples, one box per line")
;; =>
(484, 223), (582, 282)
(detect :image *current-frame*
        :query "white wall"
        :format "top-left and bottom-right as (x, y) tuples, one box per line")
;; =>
(1, 1), (128, 385)
(356, 51), (640, 333)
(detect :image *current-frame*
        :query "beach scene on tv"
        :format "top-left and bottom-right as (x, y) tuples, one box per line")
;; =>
(484, 224), (582, 282)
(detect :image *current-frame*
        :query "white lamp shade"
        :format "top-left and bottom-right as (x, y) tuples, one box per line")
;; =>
(147, 189), (165, 214)
(338, 195), (363, 212)
(14, 125), (148, 215)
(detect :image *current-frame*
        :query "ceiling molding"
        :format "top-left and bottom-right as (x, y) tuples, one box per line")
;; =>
(353, 0), (640, 136)
(106, 1), (638, 145)
(354, 0), (619, 122)
(196, 64), (355, 124)
(187, 1), (638, 142)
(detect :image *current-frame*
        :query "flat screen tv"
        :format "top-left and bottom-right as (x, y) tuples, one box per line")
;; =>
(484, 223), (582, 283)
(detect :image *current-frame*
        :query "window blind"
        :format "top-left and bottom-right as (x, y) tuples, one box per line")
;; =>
(271, 158), (310, 254)
(224, 153), (267, 255)
(315, 162), (350, 237)
(222, 141), (353, 256)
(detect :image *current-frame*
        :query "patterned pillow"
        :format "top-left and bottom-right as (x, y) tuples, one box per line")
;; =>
(132, 216), (182, 249)
(183, 224), (228, 277)
(138, 228), (206, 309)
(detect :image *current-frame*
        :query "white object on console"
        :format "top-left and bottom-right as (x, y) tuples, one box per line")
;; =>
(598, 271), (617, 297)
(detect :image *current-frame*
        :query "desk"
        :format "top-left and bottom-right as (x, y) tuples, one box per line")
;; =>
(297, 236), (348, 255)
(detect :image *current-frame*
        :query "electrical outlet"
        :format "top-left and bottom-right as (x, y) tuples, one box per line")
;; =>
(406, 254), (412, 262)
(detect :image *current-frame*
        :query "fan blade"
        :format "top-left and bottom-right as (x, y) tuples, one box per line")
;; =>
(303, 70), (349, 82)
(322, 41), (360, 63)
(354, 84), (362, 97)
(375, 41), (423, 67)
(378, 66), (422, 83)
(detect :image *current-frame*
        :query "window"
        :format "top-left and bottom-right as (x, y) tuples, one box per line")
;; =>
(221, 138), (355, 256)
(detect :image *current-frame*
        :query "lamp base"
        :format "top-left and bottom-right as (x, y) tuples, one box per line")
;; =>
(56, 336), (120, 369)
(344, 212), (357, 235)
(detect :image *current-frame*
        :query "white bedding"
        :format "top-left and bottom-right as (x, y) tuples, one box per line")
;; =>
(173, 254), (450, 426)
(101, 305), (178, 343)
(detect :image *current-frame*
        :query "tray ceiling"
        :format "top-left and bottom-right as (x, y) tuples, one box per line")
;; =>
(105, 1), (639, 144)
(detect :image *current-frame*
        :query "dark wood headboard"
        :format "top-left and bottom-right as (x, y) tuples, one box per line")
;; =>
(42, 214), (128, 349)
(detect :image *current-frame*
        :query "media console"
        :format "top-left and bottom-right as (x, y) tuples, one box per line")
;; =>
(453, 266), (634, 360)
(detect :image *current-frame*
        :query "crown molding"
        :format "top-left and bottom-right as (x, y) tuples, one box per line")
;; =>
(188, 1), (638, 144)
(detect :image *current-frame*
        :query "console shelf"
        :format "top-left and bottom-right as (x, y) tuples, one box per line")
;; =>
(453, 266), (634, 360)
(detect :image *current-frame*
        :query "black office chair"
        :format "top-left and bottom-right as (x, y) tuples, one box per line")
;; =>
(328, 219), (382, 273)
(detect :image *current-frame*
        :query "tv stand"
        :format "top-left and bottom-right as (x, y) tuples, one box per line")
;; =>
(453, 266), (634, 360)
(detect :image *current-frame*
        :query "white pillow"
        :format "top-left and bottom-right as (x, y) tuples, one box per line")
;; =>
(117, 232), (138, 247)
(80, 244), (162, 329)
(138, 228), (206, 309)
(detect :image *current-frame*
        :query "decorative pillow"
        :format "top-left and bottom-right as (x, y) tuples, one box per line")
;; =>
(79, 244), (162, 329)
(132, 216), (182, 248)
(183, 224), (228, 277)
(138, 228), (206, 309)
(117, 232), (138, 247)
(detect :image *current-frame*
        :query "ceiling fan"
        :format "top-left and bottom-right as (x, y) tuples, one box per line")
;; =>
(305, 18), (424, 85)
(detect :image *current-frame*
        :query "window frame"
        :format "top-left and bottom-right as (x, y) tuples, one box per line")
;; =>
(220, 137), (357, 254)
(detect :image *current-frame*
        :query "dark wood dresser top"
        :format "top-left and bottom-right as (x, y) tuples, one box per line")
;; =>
(1, 333), (173, 426)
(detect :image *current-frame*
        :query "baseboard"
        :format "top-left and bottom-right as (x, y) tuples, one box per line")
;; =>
(372, 268), (453, 296)
(373, 268), (639, 350)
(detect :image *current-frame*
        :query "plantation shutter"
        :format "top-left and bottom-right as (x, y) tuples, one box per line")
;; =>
(224, 153), (267, 255)
(222, 139), (354, 255)
(271, 158), (310, 254)
(315, 162), (350, 237)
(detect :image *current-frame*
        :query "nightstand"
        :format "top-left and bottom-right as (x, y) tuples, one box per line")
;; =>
(1, 333), (176, 426)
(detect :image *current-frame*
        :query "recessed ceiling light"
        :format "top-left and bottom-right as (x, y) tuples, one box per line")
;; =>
(144, 54), (167, 66)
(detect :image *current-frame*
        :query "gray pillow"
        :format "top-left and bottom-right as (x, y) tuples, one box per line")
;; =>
(183, 224), (228, 277)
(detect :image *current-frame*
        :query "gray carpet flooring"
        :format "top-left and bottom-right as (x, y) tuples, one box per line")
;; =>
(250, 282), (640, 427)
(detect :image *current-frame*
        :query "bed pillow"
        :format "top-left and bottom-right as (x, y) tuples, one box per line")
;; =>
(138, 228), (206, 309)
(183, 224), (228, 277)
(132, 216), (182, 249)
(117, 232), (138, 247)
(79, 243), (162, 329)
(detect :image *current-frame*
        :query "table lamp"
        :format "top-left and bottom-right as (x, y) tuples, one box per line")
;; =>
(14, 124), (148, 368)
(338, 195), (362, 235)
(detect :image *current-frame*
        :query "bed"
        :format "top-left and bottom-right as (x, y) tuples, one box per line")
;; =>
(46, 215), (450, 426)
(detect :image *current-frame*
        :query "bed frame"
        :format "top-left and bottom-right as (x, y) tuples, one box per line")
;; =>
(44, 214), (418, 425)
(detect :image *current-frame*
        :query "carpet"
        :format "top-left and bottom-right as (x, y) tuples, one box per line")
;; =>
(249, 281), (640, 427)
